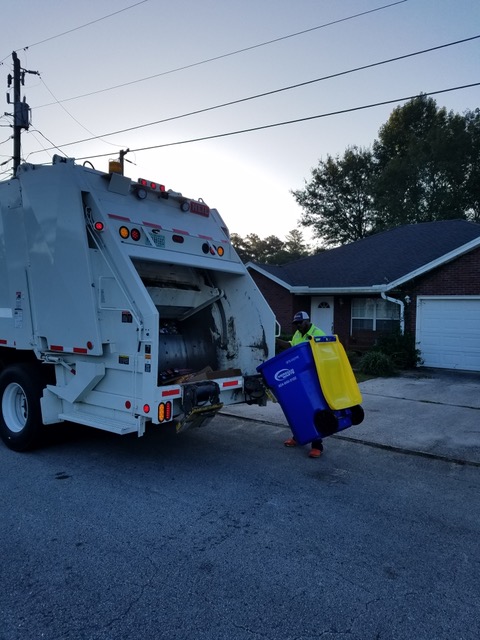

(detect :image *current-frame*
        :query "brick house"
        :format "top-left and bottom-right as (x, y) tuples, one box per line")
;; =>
(247, 220), (480, 371)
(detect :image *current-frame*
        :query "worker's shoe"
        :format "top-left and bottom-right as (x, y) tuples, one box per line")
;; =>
(284, 437), (297, 447)
(308, 448), (322, 458)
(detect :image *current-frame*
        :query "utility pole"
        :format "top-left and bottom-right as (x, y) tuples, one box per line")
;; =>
(12, 52), (22, 175)
(7, 52), (39, 176)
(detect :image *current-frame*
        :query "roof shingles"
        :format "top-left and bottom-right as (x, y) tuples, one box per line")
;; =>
(252, 220), (480, 289)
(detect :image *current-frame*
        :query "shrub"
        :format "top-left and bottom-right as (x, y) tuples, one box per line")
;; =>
(375, 330), (422, 369)
(346, 350), (362, 369)
(358, 351), (397, 376)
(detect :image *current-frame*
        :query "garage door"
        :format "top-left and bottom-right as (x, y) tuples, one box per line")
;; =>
(416, 296), (480, 371)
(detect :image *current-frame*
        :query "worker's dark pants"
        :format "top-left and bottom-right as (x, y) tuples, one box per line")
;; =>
(312, 438), (323, 450)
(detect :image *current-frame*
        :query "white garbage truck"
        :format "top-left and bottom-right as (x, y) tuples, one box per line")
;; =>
(0, 156), (276, 451)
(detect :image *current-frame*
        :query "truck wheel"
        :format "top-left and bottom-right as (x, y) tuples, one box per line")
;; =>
(0, 365), (44, 452)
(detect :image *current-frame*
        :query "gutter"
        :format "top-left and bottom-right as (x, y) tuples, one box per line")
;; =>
(381, 290), (405, 333)
(288, 285), (387, 294)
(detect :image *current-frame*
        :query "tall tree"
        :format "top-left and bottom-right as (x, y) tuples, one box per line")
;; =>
(292, 146), (377, 247)
(283, 229), (310, 261)
(230, 233), (255, 263)
(292, 97), (480, 246)
(373, 95), (470, 228)
(464, 108), (480, 222)
(230, 230), (311, 264)
(231, 233), (285, 264)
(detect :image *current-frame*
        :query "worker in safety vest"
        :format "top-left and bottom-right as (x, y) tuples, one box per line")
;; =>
(275, 311), (326, 459)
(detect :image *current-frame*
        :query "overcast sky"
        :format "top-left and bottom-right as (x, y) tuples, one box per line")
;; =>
(1, 0), (479, 245)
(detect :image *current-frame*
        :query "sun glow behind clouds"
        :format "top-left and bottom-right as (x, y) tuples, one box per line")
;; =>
(133, 144), (305, 241)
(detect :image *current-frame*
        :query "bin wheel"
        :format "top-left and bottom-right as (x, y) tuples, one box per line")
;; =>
(314, 409), (338, 437)
(350, 405), (365, 426)
(0, 364), (44, 452)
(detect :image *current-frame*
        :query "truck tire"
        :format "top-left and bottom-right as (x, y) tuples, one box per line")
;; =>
(0, 364), (44, 452)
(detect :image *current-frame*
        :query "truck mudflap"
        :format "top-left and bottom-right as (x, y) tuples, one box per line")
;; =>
(175, 380), (224, 433)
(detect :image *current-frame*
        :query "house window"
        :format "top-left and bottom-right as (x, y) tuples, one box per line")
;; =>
(351, 298), (400, 332)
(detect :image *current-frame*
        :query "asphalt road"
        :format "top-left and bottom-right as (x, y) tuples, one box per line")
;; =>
(0, 416), (479, 640)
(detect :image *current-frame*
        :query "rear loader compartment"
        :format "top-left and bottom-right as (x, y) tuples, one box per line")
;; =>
(0, 156), (276, 450)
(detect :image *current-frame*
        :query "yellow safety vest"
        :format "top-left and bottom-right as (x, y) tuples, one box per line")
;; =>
(290, 324), (326, 346)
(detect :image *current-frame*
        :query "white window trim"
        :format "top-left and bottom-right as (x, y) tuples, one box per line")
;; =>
(351, 297), (400, 333)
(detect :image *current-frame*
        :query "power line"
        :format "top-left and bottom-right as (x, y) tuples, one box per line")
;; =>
(26, 129), (69, 161)
(39, 77), (124, 149)
(34, 0), (409, 108)
(75, 82), (480, 161)
(0, 0), (151, 65)
(33, 34), (480, 154)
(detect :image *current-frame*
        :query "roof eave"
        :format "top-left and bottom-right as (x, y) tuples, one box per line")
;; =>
(246, 263), (292, 289)
(247, 263), (387, 293)
(290, 285), (387, 294)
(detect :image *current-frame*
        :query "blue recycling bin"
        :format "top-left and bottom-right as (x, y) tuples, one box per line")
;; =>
(257, 340), (359, 445)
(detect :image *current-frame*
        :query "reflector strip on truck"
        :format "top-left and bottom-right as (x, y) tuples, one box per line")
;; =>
(50, 345), (89, 354)
(222, 379), (241, 388)
(161, 387), (181, 398)
(142, 221), (162, 229)
(108, 213), (130, 221)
